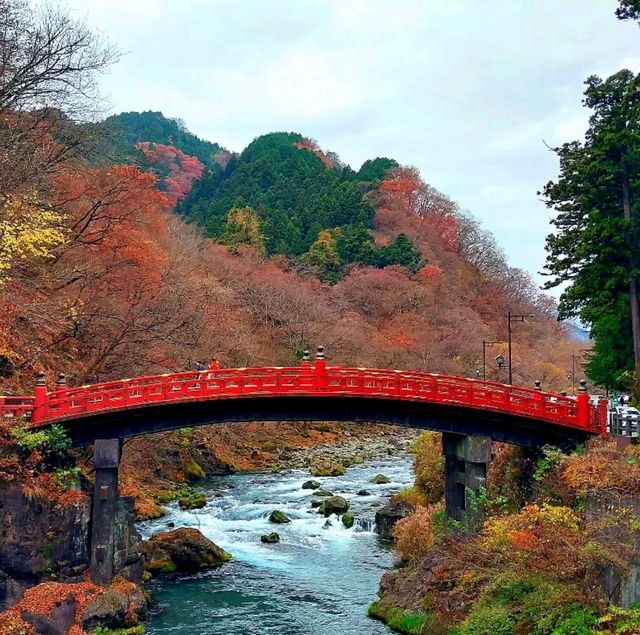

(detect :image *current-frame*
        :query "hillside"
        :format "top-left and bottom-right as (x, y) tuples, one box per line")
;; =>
(0, 108), (584, 516)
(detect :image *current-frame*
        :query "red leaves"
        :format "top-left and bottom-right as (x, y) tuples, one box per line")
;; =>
(137, 142), (204, 205)
(0, 581), (102, 635)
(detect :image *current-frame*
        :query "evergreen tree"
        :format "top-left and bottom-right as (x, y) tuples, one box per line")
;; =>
(542, 70), (640, 392)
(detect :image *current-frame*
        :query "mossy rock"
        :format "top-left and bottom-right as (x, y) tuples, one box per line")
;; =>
(369, 474), (391, 484)
(342, 512), (355, 529)
(260, 532), (280, 544)
(315, 490), (333, 497)
(357, 489), (371, 496)
(269, 510), (291, 524)
(145, 557), (177, 576)
(316, 503), (326, 515)
(310, 499), (324, 508)
(178, 491), (207, 510)
(142, 527), (231, 577)
(183, 458), (205, 480)
(302, 480), (321, 490)
(323, 496), (349, 516)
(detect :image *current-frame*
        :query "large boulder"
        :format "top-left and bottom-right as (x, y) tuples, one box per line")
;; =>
(322, 496), (349, 517)
(369, 474), (391, 484)
(82, 582), (146, 631)
(141, 528), (231, 576)
(375, 500), (414, 539)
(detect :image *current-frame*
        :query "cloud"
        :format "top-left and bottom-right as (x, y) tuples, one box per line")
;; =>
(62, 0), (639, 294)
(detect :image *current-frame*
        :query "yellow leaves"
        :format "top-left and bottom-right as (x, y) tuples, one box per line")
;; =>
(223, 206), (265, 253)
(0, 194), (67, 286)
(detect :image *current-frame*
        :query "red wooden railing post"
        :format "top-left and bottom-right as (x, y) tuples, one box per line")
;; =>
(599, 398), (609, 435)
(314, 345), (327, 389)
(32, 371), (48, 425)
(576, 379), (590, 430)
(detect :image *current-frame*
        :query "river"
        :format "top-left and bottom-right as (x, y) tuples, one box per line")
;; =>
(139, 453), (414, 635)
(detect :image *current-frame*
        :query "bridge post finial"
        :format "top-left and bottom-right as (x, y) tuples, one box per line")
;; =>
(314, 345), (327, 378)
(534, 381), (542, 392)
(32, 371), (48, 425)
(56, 372), (66, 388)
(301, 350), (311, 374)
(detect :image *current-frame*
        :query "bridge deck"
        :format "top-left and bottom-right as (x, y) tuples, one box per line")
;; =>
(0, 365), (606, 436)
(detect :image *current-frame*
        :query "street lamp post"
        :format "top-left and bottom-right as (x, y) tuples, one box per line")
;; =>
(482, 340), (504, 380)
(507, 312), (533, 386)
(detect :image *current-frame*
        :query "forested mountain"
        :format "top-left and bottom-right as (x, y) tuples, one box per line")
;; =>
(177, 131), (425, 279)
(102, 110), (226, 170)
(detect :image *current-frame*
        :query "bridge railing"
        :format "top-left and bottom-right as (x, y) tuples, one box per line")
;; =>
(0, 395), (35, 420)
(4, 365), (604, 435)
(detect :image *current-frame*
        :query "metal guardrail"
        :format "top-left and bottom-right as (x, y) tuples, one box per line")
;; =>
(608, 411), (639, 437)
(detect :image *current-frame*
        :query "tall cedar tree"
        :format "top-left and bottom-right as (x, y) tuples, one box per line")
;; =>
(542, 70), (640, 392)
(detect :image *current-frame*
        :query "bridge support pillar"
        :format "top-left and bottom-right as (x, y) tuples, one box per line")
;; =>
(443, 433), (491, 530)
(90, 438), (122, 584)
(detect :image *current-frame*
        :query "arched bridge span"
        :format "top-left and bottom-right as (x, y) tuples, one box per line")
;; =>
(1, 357), (606, 449)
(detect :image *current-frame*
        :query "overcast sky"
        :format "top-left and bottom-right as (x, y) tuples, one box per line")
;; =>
(63, 0), (638, 290)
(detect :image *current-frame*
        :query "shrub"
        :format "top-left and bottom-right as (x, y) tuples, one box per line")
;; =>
(452, 605), (514, 635)
(412, 432), (444, 504)
(393, 503), (443, 562)
(482, 504), (583, 579)
(394, 485), (428, 508)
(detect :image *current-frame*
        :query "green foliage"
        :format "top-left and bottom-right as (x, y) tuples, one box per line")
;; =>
(368, 601), (428, 634)
(93, 626), (145, 635)
(377, 233), (424, 273)
(541, 69), (640, 391)
(356, 157), (398, 182)
(533, 445), (565, 482)
(598, 603), (640, 633)
(452, 605), (514, 635)
(52, 466), (81, 491)
(11, 423), (71, 466)
(179, 131), (422, 278)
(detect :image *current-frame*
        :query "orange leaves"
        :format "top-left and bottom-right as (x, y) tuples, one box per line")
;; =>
(562, 438), (640, 494)
(482, 504), (583, 578)
(506, 529), (539, 550)
(393, 503), (444, 562)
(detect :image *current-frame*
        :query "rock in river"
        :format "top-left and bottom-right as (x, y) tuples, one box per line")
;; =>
(369, 474), (391, 484)
(302, 480), (321, 490)
(374, 500), (414, 539)
(269, 510), (291, 524)
(322, 496), (349, 517)
(261, 532), (280, 544)
(342, 512), (355, 529)
(142, 527), (231, 576)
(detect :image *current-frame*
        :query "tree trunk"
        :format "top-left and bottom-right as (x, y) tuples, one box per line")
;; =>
(622, 167), (640, 378)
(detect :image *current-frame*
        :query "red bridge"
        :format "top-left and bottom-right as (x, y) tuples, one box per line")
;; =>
(1, 348), (606, 448)
(0, 347), (608, 584)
